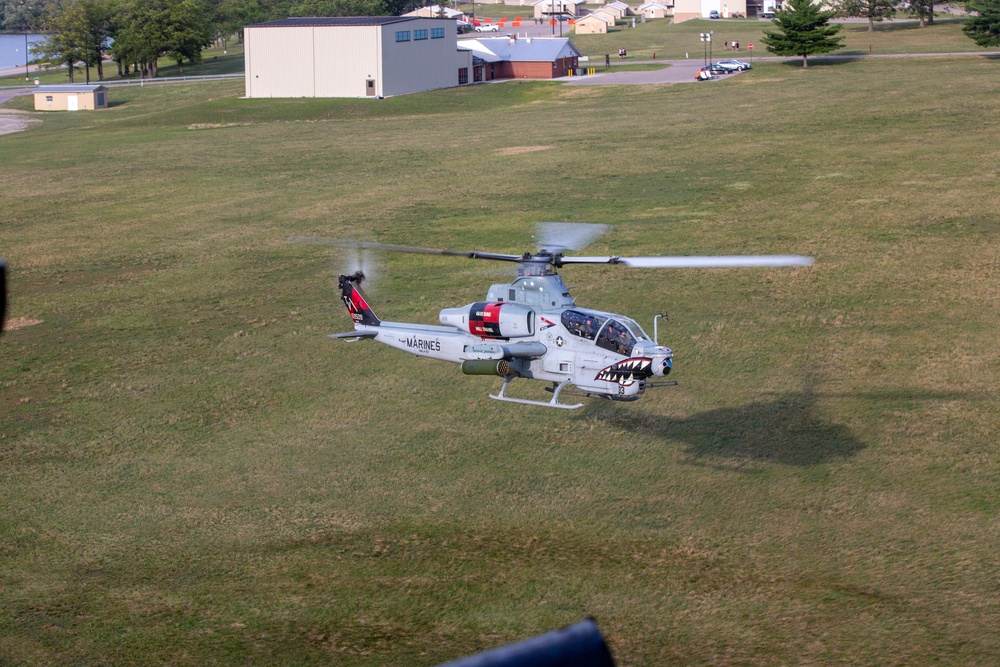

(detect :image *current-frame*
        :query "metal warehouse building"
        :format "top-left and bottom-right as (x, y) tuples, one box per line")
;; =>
(244, 16), (473, 98)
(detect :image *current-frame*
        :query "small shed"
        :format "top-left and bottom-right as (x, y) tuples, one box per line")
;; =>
(574, 13), (613, 34)
(599, 3), (628, 19)
(34, 84), (108, 111)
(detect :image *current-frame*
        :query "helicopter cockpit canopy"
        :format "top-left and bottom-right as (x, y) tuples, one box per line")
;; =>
(562, 310), (650, 355)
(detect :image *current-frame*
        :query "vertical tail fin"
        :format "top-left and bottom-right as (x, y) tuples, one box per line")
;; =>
(338, 272), (381, 327)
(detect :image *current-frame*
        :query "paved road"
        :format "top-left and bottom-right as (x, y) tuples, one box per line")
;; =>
(560, 50), (1000, 86)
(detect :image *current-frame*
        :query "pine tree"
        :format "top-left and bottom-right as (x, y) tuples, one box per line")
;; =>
(964, 0), (1000, 47)
(761, 0), (844, 68)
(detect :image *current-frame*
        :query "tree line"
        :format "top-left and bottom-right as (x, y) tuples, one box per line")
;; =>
(1, 0), (424, 81)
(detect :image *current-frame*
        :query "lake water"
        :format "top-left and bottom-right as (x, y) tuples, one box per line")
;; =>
(0, 34), (46, 71)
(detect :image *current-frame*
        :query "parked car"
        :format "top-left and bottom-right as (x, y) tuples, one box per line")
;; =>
(760, 9), (775, 18)
(475, 23), (499, 32)
(709, 10), (721, 18)
(715, 59), (752, 71)
(702, 64), (728, 76)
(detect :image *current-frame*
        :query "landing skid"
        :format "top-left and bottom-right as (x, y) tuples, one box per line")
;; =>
(490, 377), (584, 410)
(549, 380), (679, 403)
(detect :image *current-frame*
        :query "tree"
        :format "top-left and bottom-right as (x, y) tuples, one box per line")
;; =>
(908, 0), (935, 27)
(163, 0), (213, 68)
(288, 0), (388, 16)
(837, 0), (900, 32)
(36, 0), (111, 82)
(963, 0), (1000, 47)
(107, 0), (211, 77)
(761, 0), (844, 68)
(2, 0), (49, 31)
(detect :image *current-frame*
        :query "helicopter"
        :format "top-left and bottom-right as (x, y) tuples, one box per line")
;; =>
(298, 224), (813, 410)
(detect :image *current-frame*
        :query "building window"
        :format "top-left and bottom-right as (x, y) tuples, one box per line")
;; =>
(45, 95), (53, 101)
(395, 31), (410, 42)
(414, 29), (428, 40)
(458, 68), (469, 84)
(431, 27), (445, 39)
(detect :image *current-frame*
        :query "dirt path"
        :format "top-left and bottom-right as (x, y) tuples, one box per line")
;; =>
(0, 89), (36, 136)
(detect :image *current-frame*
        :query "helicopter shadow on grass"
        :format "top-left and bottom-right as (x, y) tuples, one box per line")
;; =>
(586, 385), (974, 467)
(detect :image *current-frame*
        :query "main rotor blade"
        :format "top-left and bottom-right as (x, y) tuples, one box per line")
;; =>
(287, 237), (523, 263)
(536, 223), (609, 253)
(561, 255), (815, 268)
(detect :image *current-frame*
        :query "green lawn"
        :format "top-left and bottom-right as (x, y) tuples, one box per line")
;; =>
(2, 55), (999, 665)
(570, 16), (985, 60)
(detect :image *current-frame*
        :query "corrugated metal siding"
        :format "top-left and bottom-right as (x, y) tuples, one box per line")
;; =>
(380, 20), (469, 96)
(245, 26), (316, 98)
(245, 19), (469, 98)
(312, 27), (380, 98)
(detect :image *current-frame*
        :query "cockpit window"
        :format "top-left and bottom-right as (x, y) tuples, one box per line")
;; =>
(618, 317), (649, 341)
(596, 319), (636, 356)
(561, 310), (606, 341)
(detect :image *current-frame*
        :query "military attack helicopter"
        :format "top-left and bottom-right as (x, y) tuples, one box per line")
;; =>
(297, 224), (812, 409)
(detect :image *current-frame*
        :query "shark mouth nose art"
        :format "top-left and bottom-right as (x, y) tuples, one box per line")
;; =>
(595, 357), (654, 386)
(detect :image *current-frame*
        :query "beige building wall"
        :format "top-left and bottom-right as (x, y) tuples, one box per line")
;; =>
(245, 19), (471, 98)
(635, 3), (671, 18)
(599, 4), (626, 19)
(670, 0), (747, 20)
(592, 9), (618, 23)
(574, 15), (610, 33)
(245, 26), (318, 97)
(34, 88), (107, 111)
(533, 1), (584, 18)
(379, 23), (472, 96)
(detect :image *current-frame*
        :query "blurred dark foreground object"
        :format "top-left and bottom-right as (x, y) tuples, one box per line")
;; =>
(1, 258), (6, 334)
(436, 618), (616, 667)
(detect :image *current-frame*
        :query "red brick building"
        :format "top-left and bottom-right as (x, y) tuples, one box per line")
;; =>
(459, 36), (582, 81)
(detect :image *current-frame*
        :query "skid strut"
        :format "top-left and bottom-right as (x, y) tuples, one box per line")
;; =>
(490, 377), (584, 410)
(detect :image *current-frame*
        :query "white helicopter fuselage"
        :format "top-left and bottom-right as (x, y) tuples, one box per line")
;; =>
(344, 272), (673, 402)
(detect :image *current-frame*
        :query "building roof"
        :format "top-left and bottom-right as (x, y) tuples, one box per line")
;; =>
(402, 5), (464, 18)
(458, 37), (582, 63)
(532, 0), (587, 5)
(607, 1), (631, 8)
(636, 2), (672, 9)
(247, 16), (442, 28)
(578, 12), (613, 23)
(35, 84), (107, 92)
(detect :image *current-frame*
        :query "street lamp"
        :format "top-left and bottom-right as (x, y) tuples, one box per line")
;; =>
(709, 30), (714, 65)
(699, 32), (711, 67)
(24, 33), (30, 81)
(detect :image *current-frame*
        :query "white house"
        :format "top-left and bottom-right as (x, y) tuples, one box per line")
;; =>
(403, 5), (464, 19)
(533, 0), (587, 19)
(244, 16), (472, 98)
(634, 1), (672, 18)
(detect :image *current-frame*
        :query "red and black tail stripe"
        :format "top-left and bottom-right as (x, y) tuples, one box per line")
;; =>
(338, 274), (380, 326)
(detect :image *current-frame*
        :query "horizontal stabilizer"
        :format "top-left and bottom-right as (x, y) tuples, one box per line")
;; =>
(329, 331), (378, 340)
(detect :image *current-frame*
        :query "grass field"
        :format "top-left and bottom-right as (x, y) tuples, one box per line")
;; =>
(2, 53), (999, 665)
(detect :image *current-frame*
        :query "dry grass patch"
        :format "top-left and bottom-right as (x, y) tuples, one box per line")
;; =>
(494, 145), (554, 155)
(4, 316), (43, 330)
